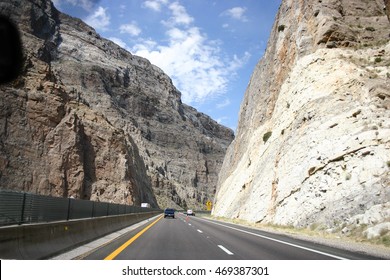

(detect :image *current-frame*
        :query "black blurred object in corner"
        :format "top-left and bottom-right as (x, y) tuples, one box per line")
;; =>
(0, 15), (23, 84)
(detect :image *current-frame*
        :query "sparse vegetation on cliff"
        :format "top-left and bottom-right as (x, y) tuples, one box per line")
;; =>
(263, 131), (272, 143)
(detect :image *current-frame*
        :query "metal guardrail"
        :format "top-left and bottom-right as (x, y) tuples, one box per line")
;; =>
(0, 189), (159, 226)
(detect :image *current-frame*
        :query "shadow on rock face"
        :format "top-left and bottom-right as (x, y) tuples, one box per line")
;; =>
(0, 16), (23, 84)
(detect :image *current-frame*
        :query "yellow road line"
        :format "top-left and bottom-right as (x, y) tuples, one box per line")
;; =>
(104, 215), (163, 260)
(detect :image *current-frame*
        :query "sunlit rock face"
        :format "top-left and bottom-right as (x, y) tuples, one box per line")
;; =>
(0, 0), (233, 209)
(213, 0), (390, 236)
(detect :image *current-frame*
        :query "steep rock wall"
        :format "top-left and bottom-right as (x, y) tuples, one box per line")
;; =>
(214, 0), (390, 236)
(0, 0), (233, 209)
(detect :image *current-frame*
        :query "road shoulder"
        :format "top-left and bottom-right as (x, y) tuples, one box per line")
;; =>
(202, 215), (390, 259)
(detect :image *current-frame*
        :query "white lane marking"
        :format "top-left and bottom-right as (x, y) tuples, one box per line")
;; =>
(198, 218), (348, 260)
(188, 223), (192, 226)
(218, 245), (234, 255)
(197, 229), (203, 233)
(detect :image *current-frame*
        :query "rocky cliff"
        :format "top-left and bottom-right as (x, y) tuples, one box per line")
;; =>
(213, 0), (390, 239)
(0, 0), (233, 209)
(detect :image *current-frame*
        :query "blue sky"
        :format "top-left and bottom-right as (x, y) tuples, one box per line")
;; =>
(52, 0), (281, 131)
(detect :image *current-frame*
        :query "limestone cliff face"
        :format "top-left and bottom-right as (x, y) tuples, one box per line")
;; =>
(0, 0), (233, 209)
(214, 0), (390, 237)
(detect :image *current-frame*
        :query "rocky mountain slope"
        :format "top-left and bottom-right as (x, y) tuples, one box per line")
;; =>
(0, 0), (233, 209)
(213, 0), (390, 239)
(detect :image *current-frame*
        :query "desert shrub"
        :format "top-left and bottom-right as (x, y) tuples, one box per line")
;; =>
(263, 131), (272, 143)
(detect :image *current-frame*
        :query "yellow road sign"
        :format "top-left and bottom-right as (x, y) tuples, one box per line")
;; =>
(206, 200), (212, 211)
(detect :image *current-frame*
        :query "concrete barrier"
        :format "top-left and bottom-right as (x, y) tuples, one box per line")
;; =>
(0, 211), (161, 259)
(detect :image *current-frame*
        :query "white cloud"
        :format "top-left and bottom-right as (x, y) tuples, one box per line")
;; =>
(129, 2), (250, 105)
(53, 0), (97, 11)
(85, 6), (110, 31)
(216, 116), (229, 124)
(163, 2), (194, 27)
(133, 39), (158, 52)
(144, 1), (160, 11)
(222, 7), (248, 22)
(132, 26), (250, 104)
(120, 22), (142, 37)
(143, 0), (168, 12)
(133, 27), (225, 104)
(216, 98), (231, 109)
(109, 37), (129, 49)
(227, 52), (251, 72)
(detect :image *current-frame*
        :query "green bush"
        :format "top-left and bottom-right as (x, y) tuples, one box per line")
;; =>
(263, 131), (272, 143)
(278, 25), (286, 32)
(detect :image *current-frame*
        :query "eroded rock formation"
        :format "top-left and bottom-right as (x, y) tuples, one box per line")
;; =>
(213, 0), (390, 238)
(0, 0), (233, 209)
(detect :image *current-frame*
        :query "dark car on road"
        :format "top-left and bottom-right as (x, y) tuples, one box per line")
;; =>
(164, 208), (175, 218)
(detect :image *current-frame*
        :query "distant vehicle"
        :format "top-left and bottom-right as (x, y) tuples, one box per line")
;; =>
(164, 208), (175, 218)
(141, 203), (150, 208)
(186, 209), (195, 216)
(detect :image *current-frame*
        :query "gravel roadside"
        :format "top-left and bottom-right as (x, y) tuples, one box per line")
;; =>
(204, 216), (390, 259)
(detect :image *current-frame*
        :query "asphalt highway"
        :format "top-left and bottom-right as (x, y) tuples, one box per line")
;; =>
(76, 213), (381, 260)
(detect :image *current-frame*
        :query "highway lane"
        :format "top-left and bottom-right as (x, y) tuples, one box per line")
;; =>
(83, 214), (234, 260)
(78, 213), (382, 260)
